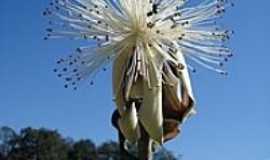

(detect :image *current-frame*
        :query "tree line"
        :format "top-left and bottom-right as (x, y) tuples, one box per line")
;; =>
(0, 126), (180, 160)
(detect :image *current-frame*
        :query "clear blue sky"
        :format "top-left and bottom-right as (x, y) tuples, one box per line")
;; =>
(0, 0), (269, 160)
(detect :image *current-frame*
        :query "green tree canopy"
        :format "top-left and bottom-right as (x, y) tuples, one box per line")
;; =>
(0, 126), (180, 160)
(69, 139), (97, 160)
(7, 127), (69, 160)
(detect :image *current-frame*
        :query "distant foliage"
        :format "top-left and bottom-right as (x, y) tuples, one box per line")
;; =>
(0, 126), (17, 157)
(0, 126), (179, 160)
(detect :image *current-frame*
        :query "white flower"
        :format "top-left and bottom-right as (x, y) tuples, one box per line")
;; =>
(44, 0), (233, 144)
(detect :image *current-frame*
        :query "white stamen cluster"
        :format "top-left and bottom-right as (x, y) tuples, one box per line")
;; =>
(44, 0), (234, 89)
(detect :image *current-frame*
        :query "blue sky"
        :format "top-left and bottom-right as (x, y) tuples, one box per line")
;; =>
(0, 0), (269, 160)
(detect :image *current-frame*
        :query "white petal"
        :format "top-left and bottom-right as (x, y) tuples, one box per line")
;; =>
(138, 59), (163, 144)
(118, 102), (139, 143)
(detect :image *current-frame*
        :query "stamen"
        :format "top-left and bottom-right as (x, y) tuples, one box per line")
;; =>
(45, 0), (233, 89)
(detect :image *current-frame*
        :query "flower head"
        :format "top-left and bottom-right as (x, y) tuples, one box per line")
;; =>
(44, 0), (233, 89)
(44, 0), (233, 144)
